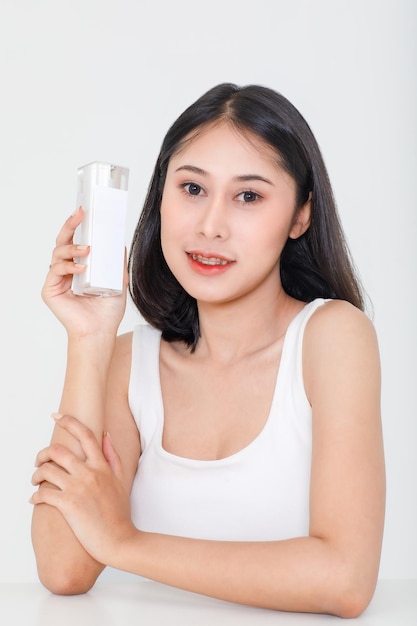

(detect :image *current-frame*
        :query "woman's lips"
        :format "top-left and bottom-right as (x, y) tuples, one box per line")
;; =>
(186, 251), (235, 274)
(188, 253), (230, 266)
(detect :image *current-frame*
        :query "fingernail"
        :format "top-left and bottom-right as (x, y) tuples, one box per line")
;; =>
(71, 206), (81, 216)
(76, 245), (89, 250)
(51, 412), (64, 421)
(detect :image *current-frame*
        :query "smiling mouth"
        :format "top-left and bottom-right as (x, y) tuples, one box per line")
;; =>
(188, 253), (232, 266)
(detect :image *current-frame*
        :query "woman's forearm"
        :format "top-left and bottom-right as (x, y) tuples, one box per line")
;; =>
(31, 334), (116, 594)
(110, 531), (376, 618)
(57, 333), (116, 443)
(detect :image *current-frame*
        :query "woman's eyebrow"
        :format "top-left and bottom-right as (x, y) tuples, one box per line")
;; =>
(175, 165), (207, 176)
(175, 165), (274, 186)
(235, 174), (274, 185)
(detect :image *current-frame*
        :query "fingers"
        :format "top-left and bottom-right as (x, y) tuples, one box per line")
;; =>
(31, 460), (68, 491)
(55, 206), (83, 247)
(48, 244), (89, 276)
(42, 209), (90, 302)
(29, 483), (63, 507)
(35, 442), (77, 468)
(30, 443), (79, 507)
(30, 415), (106, 506)
(102, 432), (123, 481)
(51, 414), (103, 464)
(30, 416), (123, 512)
(50, 208), (89, 268)
(47, 207), (89, 273)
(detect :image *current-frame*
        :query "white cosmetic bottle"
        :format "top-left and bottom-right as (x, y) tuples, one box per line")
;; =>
(72, 161), (129, 297)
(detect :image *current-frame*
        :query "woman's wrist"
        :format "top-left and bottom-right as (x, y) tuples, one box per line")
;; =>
(66, 331), (117, 364)
(103, 526), (144, 574)
(66, 327), (118, 346)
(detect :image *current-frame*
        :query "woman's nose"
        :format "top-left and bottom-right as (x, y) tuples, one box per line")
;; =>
(197, 198), (229, 240)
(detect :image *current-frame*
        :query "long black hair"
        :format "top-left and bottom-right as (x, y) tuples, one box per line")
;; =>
(129, 83), (365, 350)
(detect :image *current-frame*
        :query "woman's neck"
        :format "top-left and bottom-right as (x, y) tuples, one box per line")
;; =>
(194, 287), (302, 364)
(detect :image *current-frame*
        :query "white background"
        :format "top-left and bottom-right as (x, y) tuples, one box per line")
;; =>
(0, 0), (415, 583)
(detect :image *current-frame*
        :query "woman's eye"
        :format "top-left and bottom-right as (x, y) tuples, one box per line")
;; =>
(183, 183), (202, 196)
(238, 190), (260, 203)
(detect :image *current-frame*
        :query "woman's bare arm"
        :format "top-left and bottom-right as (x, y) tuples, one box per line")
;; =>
(31, 210), (140, 594)
(97, 302), (384, 617)
(31, 332), (140, 594)
(31, 301), (385, 616)
(31, 334), (113, 592)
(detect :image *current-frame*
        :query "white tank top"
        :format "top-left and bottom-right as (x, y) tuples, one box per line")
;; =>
(129, 298), (326, 541)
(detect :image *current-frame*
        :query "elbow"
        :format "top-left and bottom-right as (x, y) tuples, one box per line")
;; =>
(31, 511), (104, 595)
(332, 591), (372, 619)
(39, 572), (96, 596)
(327, 574), (377, 619)
(37, 564), (101, 596)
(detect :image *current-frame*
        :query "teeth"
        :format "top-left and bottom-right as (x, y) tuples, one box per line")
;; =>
(190, 253), (229, 266)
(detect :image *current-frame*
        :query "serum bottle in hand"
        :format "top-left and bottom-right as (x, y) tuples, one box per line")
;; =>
(72, 161), (129, 297)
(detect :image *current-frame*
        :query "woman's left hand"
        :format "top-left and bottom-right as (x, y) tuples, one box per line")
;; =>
(30, 414), (137, 565)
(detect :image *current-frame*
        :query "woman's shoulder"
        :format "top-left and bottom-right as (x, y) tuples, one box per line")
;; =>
(303, 299), (380, 401)
(306, 299), (377, 342)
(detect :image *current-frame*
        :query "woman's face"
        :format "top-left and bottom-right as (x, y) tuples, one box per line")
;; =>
(160, 122), (310, 306)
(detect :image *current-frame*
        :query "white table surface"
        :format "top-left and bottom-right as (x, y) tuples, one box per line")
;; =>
(1, 579), (416, 625)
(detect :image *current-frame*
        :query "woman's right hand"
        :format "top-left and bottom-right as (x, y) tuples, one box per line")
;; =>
(42, 207), (128, 339)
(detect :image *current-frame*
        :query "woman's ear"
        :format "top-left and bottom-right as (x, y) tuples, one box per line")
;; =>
(289, 193), (312, 239)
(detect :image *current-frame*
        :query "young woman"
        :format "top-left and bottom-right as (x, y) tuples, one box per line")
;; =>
(30, 83), (385, 618)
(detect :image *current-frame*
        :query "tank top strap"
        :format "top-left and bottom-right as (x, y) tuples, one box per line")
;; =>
(273, 298), (329, 419)
(129, 323), (163, 450)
